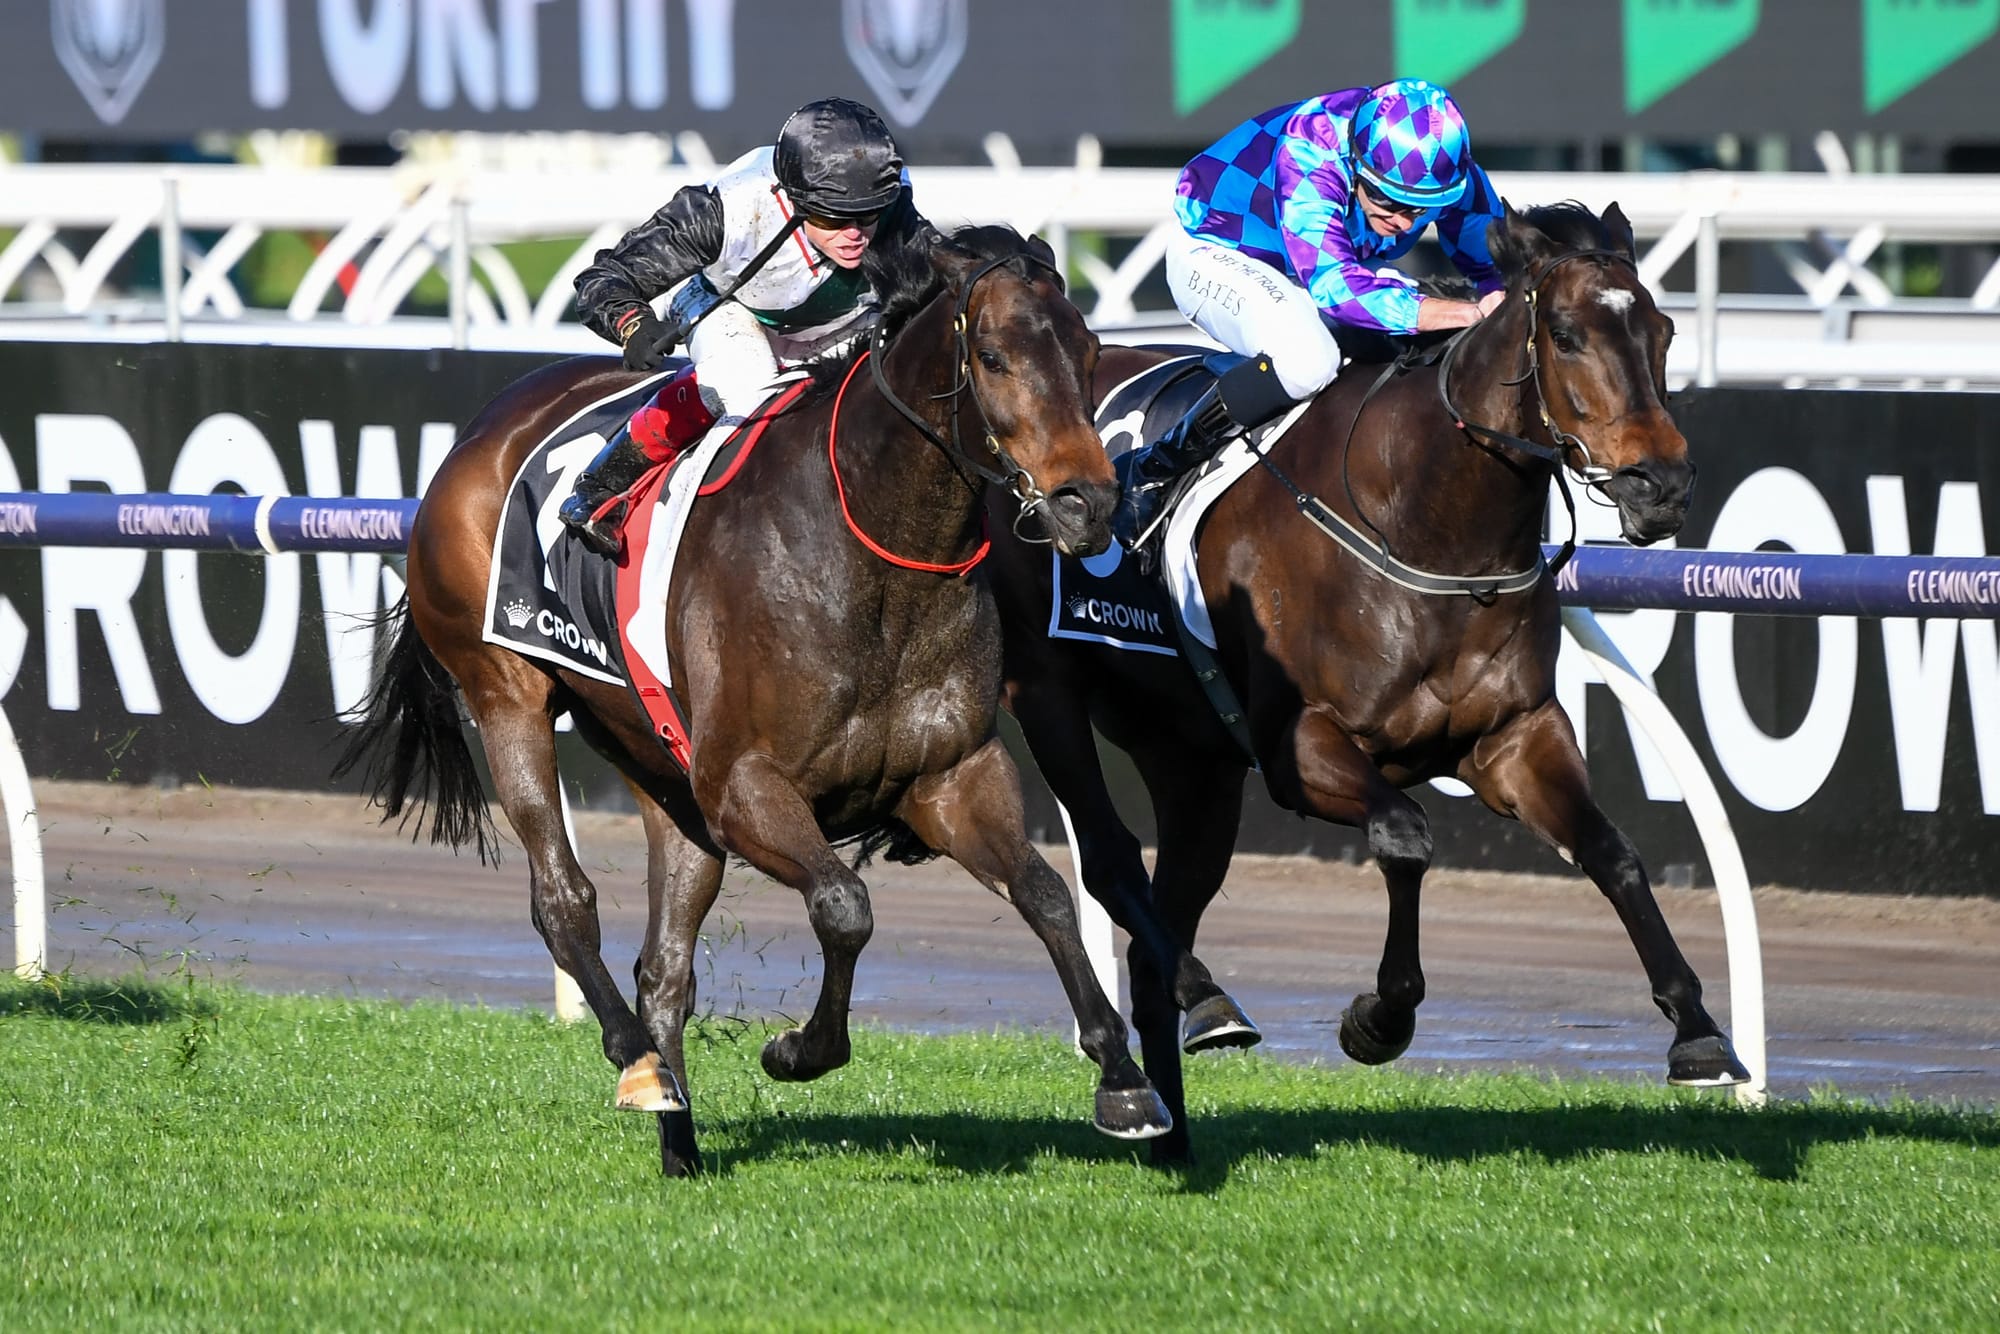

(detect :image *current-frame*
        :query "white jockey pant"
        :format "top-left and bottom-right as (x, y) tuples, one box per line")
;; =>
(666, 280), (872, 438)
(1165, 227), (1341, 402)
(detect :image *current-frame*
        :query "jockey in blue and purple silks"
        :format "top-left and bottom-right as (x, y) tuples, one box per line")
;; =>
(1115, 78), (1508, 552)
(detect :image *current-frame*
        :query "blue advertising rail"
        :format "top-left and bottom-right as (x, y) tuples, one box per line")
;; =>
(0, 492), (421, 556)
(4, 493), (1997, 618)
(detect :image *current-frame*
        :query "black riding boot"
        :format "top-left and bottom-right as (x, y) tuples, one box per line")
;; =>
(1113, 353), (1298, 560)
(558, 426), (652, 558)
(1111, 386), (1234, 556)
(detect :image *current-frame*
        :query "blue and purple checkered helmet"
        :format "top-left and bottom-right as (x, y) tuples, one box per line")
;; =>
(1349, 79), (1472, 209)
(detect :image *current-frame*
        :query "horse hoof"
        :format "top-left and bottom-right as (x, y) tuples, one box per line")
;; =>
(1094, 1085), (1173, 1141)
(1667, 1035), (1751, 1087)
(760, 1028), (847, 1083)
(1182, 993), (1263, 1054)
(1338, 993), (1415, 1066)
(615, 1052), (686, 1112)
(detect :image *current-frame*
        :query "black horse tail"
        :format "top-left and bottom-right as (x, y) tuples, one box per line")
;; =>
(332, 597), (500, 865)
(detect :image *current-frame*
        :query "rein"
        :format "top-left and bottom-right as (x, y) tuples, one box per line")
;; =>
(866, 253), (1071, 545)
(829, 350), (990, 575)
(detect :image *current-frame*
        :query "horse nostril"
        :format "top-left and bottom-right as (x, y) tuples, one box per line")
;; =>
(1047, 486), (1092, 528)
(1613, 466), (1662, 506)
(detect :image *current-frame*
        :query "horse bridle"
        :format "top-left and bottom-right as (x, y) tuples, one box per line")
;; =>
(1430, 246), (1658, 572)
(1439, 247), (1648, 490)
(867, 253), (1071, 543)
(1260, 244), (1653, 593)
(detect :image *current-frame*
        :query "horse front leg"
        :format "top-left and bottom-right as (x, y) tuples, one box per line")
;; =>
(630, 793), (725, 1177)
(897, 737), (1172, 1142)
(1274, 705), (1435, 1066)
(464, 698), (670, 1109)
(1461, 700), (1750, 1086)
(702, 752), (870, 1083)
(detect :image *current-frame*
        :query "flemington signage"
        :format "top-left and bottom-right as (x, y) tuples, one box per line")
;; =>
(0, 343), (545, 780)
(0, 346), (1994, 892)
(4, 1), (1998, 145)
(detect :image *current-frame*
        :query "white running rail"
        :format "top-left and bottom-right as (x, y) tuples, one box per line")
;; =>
(8, 151), (2000, 384)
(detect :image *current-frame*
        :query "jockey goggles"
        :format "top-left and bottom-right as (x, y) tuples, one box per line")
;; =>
(1356, 177), (1427, 219)
(802, 207), (885, 231)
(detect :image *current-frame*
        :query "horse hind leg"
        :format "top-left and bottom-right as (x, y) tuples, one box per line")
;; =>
(629, 791), (724, 1177)
(1462, 701), (1749, 1087)
(1010, 681), (1258, 1052)
(702, 752), (871, 1084)
(1275, 706), (1433, 1067)
(1124, 742), (1254, 1164)
(897, 738), (1172, 1142)
(458, 676), (673, 1109)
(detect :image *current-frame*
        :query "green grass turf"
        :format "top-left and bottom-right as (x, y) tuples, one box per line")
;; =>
(2, 976), (1995, 1331)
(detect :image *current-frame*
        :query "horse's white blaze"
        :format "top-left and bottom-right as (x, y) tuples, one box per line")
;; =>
(1596, 289), (1636, 314)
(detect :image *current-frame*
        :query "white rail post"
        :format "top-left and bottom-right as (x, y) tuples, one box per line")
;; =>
(1561, 606), (1767, 1106)
(1695, 212), (1719, 388)
(552, 768), (588, 1022)
(2, 703), (46, 980)
(447, 192), (471, 352)
(160, 174), (184, 343)
(1058, 799), (1119, 1050)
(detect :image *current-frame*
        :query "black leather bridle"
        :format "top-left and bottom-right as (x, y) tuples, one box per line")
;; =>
(866, 253), (1073, 543)
(1253, 245), (1659, 593)
(1438, 247), (1646, 488)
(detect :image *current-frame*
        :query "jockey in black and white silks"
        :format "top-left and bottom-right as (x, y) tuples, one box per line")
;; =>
(562, 96), (937, 557)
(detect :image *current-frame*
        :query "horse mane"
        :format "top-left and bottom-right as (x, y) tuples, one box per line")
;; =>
(1516, 199), (1616, 256)
(804, 224), (1061, 393)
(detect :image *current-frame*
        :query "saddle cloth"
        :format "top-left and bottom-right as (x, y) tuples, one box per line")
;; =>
(1050, 354), (1310, 655)
(482, 364), (808, 768)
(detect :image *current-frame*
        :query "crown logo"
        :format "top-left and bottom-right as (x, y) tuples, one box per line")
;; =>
(1065, 594), (1090, 619)
(503, 598), (533, 629)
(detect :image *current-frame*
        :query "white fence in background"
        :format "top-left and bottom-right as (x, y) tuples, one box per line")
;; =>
(5, 137), (2000, 388)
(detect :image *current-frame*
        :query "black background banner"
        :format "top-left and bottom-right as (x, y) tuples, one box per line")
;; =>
(1, 342), (1995, 895)
(4, 1), (1998, 151)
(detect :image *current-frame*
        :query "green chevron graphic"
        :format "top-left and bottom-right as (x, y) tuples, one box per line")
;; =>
(1624, 0), (1760, 114)
(1170, 0), (1302, 116)
(1864, 0), (1999, 113)
(1391, 0), (1526, 87)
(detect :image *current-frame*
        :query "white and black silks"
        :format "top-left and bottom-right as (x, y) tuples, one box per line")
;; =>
(574, 147), (932, 352)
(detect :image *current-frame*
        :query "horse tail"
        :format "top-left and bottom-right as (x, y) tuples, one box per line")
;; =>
(332, 597), (500, 865)
(847, 818), (942, 869)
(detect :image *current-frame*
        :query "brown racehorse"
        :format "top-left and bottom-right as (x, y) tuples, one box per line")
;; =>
(340, 226), (1250, 1175)
(990, 202), (1750, 1164)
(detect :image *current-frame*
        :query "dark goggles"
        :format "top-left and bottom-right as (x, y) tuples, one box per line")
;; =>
(801, 207), (885, 230)
(1356, 177), (1427, 218)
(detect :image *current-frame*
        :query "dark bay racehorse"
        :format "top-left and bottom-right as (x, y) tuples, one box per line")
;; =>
(341, 226), (1245, 1175)
(991, 202), (1750, 1163)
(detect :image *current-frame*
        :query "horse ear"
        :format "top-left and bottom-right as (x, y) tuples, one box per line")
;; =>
(1486, 200), (1547, 285)
(1601, 201), (1637, 261)
(928, 235), (985, 285)
(1022, 232), (1066, 291)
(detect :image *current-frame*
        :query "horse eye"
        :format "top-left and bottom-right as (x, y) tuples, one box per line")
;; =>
(1550, 328), (1580, 354)
(976, 349), (1007, 373)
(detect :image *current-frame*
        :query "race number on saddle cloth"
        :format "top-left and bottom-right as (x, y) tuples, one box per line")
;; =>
(1051, 354), (1307, 658)
(482, 367), (806, 768)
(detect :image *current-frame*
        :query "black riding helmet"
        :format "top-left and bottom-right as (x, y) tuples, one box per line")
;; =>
(773, 97), (905, 219)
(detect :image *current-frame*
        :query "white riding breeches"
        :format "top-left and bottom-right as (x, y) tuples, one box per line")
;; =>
(666, 281), (873, 432)
(1165, 227), (1341, 402)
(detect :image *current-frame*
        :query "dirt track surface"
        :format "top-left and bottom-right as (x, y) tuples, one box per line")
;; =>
(6, 781), (1997, 1106)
